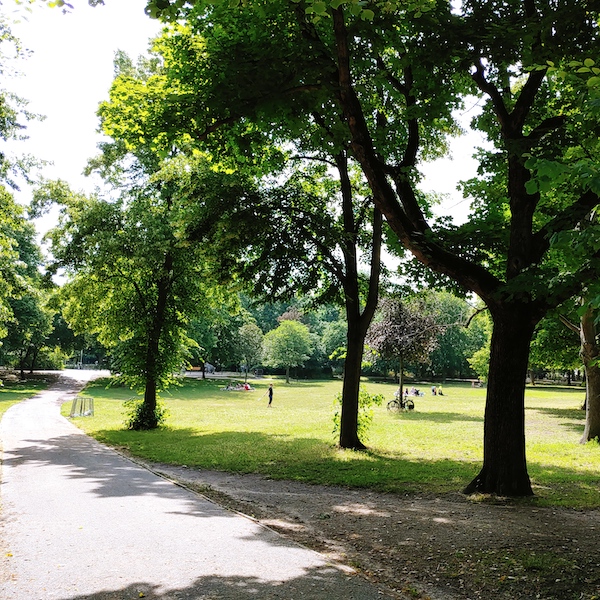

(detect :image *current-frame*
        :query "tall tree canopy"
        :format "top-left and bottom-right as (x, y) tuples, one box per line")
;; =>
(139, 0), (600, 496)
(366, 296), (439, 394)
(36, 157), (236, 428)
(96, 36), (393, 449)
(263, 319), (313, 384)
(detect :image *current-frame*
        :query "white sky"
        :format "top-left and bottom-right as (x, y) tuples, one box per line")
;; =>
(5, 0), (161, 205)
(4, 0), (480, 229)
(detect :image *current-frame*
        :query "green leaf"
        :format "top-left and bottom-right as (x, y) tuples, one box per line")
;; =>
(361, 8), (375, 20)
(310, 1), (328, 15)
(525, 180), (539, 195)
(349, 2), (363, 16)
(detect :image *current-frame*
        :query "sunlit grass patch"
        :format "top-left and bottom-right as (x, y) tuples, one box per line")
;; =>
(64, 376), (599, 507)
(0, 376), (55, 420)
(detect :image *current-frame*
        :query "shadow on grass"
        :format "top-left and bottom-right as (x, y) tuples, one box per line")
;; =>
(527, 405), (585, 435)
(527, 461), (600, 507)
(530, 406), (585, 421)
(93, 427), (480, 495)
(89, 427), (600, 506)
(385, 410), (484, 424)
(526, 384), (586, 394)
(7, 419), (597, 508)
(0, 377), (55, 402)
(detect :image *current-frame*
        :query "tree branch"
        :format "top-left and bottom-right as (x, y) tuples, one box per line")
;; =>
(465, 306), (488, 328)
(363, 206), (383, 323)
(559, 313), (580, 335)
(526, 115), (565, 145)
(531, 189), (600, 261)
(375, 56), (418, 168)
(471, 60), (511, 130)
(289, 154), (337, 168)
(331, 8), (502, 301)
(512, 69), (547, 132)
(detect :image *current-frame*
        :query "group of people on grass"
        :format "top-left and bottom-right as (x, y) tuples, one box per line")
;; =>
(222, 382), (254, 391)
(401, 385), (444, 397)
(222, 382), (274, 407)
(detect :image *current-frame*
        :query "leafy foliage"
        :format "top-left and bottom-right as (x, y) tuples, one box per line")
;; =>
(332, 389), (384, 443)
(366, 297), (440, 369)
(237, 322), (264, 375)
(263, 319), (313, 381)
(124, 396), (169, 430)
(38, 162), (228, 399)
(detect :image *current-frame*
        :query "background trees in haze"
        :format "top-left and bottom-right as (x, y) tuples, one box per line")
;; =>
(237, 322), (264, 381)
(366, 297), (440, 396)
(262, 319), (313, 384)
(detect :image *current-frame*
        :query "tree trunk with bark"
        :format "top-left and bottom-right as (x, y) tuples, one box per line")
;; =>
(579, 306), (600, 443)
(398, 356), (404, 398)
(142, 328), (161, 428)
(140, 254), (173, 429)
(529, 370), (536, 386)
(29, 347), (40, 374)
(18, 348), (27, 379)
(339, 317), (366, 449)
(464, 303), (537, 496)
(559, 306), (600, 442)
(335, 152), (382, 450)
(328, 7), (600, 491)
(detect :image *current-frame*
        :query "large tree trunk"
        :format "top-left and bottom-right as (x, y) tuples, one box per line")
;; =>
(143, 374), (158, 416)
(339, 317), (367, 449)
(19, 348), (27, 379)
(579, 306), (600, 443)
(29, 347), (40, 374)
(141, 327), (161, 428)
(336, 152), (382, 450)
(330, 6), (599, 495)
(140, 254), (173, 429)
(464, 304), (537, 496)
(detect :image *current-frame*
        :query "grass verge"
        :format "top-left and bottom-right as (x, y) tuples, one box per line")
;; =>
(63, 377), (599, 508)
(0, 374), (56, 421)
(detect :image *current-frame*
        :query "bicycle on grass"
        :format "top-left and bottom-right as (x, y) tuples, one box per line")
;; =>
(387, 390), (415, 412)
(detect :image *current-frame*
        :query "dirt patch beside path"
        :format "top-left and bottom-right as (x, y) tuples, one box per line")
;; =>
(131, 462), (600, 600)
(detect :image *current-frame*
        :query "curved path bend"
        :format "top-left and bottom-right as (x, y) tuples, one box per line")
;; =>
(0, 371), (386, 599)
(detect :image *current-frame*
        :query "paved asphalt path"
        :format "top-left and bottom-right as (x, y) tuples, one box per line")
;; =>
(0, 371), (388, 600)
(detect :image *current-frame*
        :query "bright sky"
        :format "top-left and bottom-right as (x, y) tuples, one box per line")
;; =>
(4, 0), (481, 229)
(5, 0), (161, 205)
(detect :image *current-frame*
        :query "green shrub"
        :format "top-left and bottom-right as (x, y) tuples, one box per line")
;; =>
(332, 389), (384, 442)
(124, 397), (170, 430)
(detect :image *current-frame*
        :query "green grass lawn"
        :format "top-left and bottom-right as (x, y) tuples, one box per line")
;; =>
(0, 375), (55, 420)
(62, 376), (599, 508)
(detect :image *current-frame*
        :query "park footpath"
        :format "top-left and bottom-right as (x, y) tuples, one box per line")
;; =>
(0, 371), (388, 600)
